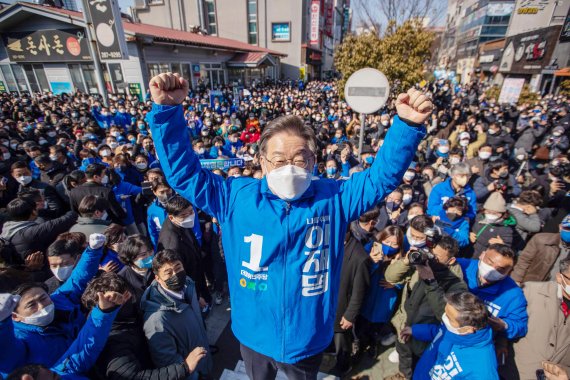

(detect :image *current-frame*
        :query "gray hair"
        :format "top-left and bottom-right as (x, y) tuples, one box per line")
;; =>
(449, 162), (471, 177)
(259, 115), (318, 155)
(445, 291), (488, 330)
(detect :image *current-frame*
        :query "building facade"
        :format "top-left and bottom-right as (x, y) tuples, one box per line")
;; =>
(132, 0), (351, 80)
(0, 2), (285, 96)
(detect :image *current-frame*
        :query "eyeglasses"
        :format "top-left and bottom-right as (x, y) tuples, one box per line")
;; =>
(264, 155), (312, 169)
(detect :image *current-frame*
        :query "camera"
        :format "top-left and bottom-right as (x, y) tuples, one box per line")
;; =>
(550, 161), (570, 178)
(424, 226), (442, 248)
(495, 178), (508, 192)
(409, 247), (435, 265)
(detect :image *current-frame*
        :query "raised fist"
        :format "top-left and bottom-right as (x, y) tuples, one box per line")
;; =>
(89, 233), (107, 250)
(396, 88), (434, 125)
(149, 72), (189, 106)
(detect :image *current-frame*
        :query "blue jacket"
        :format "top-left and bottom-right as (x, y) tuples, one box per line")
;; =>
(456, 258), (528, 340)
(412, 323), (498, 380)
(0, 245), (104, 374)
(427, 178), (477, 221)
(360, 263), (398, 323)
(436, 210), (470, 248)
(112, 181), (142, 225)
(148, 104), (425, 363)
(147, 198), (202, 249)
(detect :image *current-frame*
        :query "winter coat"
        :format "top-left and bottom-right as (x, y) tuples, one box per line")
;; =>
(0, 245), (108, 375)
(96, 323), (189, 380)
(507, 204), (542, 244)
(412, 323), (498, 380)
(457, 258), (528, 340)
(148, 104), (425, 363)
(427, 178), (477, 221)
(436, 209), (470, 248)
(69, 182), (126, 225)
(473, 169), (521, 204)
(334, 234), (371, 332)
(147, 200), (202, 250)
(449, 130), (487, 159)
(360, 260), (398, 323)
(509, 281), (570, 380)
(157, 218), (209, 302)
(514, 124), (545, 152)
(141, 278), (212, 375)
(69, 216), (111, 238)
(18, 179), (66, 218)
(470, 214), (517, 258)
(112, 181), (142, 226)
(1, 211), (77, 261)
(385, 259), (466, 355)
(511, 233), (563, 283)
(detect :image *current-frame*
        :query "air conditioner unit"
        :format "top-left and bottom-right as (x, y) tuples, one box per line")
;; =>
(133, 0), (148, 10)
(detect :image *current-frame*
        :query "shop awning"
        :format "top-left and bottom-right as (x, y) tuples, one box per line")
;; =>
(226, 52), (278, 68)
(555, 67), (570, 76)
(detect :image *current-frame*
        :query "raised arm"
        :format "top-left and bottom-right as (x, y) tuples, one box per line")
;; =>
(147, 73), (228, 222)
(339, 89), (429, 222)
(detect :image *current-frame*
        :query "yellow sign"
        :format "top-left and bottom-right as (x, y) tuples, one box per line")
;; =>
(299, 67), (306, 80)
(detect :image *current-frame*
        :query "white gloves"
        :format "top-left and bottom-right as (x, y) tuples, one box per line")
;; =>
(89, 233), (107, 250)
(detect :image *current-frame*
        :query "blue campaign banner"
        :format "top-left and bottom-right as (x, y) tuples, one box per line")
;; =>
(209, 90), (223, 107)
(200, 158), (244, 170)
(50, 82), (74, 95)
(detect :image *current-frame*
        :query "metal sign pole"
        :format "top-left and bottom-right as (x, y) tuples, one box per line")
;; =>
(81, 0), (108, 102)
(358, 113), (366, 162)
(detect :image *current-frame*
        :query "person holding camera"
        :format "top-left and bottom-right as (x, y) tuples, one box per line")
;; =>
(473, 159), (521, 205)
(383, 232), (466, 380)
(456, 244), (528, 376)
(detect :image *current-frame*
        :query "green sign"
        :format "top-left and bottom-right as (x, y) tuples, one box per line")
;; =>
(129, 83), (143, 101)
(0, 81), (5, 92)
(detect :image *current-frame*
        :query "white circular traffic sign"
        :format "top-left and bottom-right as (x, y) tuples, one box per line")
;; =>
(344, 68), (390, 114)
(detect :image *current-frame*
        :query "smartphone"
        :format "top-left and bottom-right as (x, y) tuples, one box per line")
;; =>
(141, 181), (153, 197)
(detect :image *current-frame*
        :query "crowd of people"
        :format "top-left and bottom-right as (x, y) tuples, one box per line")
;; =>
(0, 70), (568, 380)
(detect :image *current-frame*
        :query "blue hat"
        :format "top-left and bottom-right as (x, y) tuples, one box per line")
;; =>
(562, 214), (570, 229)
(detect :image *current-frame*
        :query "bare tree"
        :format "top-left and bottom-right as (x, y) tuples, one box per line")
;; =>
(353, 0), (446, 32)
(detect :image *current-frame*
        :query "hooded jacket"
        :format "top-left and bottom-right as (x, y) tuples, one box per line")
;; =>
(436, 209), (470, 248)
(427, 178), (477, 221)
(141, 278), (212, 375)
(148, 103), (425, 363)
(456, 258), (528, 340)
(412, 323), (498, 380)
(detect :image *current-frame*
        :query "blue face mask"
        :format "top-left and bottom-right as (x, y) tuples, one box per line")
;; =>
(136, 255), (153, 269)
(365, 156), (374, 165)
(382, 244), (399, 256)
(326, 167), (337, 176)
(562, 230), (570, 244)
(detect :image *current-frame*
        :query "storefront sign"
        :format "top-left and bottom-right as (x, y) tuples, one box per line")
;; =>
(498, 78), (525, 104)
(500, 25), (562, 74)
(50, 82), (74, 95)
(342, 7), (350, 36)
(128, 83), (143, 101)
(487, 2), (515, 17)
(272, 22), (291, 42)
(209, 90), (223, 107)
(200, 158), (244, 170)
(4, 29), (91, 63)
(0, 81), (6, 92)
(309, 0), (320, 46)
(84, 0), (129, 60)
(508, 0), (556, 36)
(324, 0), (334, 37)
(479, 54), (495, 63)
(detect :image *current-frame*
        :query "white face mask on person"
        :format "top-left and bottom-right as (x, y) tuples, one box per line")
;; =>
(478, 260), (507, 282)
(484, 213), (501, 223)
(101, 175), (109, 185)
(16, 176), (32, 186)
(406, 228), (426, 248)
(52, 265), (74, 282)
(442, 312), (470, 335)
(17, 303), (55, 327)
(176, 214), (195, 229)
(266, 164), (312, 201)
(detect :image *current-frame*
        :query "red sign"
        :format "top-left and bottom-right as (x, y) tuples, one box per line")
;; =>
(325, 1), (333, 37)
(310, 0), (320, 46)
(66, 37), (81, 56)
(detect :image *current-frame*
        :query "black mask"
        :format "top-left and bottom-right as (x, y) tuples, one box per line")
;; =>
(446, 212), (459, 221)
(164, 270), (186, 292)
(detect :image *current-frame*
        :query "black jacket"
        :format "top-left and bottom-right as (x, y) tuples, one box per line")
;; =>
(157, 218), (210, 302)
(118, 265), (155, 322)
(334, 233), (371, 333)
(69, 181), (127, 225)
(18, 179), (66, 218)
(96, 323), (189, 380)
(40, 162), (70, 187)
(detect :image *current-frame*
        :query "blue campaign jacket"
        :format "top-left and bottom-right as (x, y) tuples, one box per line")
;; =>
(412, 323), (498, 380)
(436, 210), (470, 248)
(147, 198), (202, 249)
(148, 104), (425, 363)
(456, 258), (528, 340)
(0, 245), (104, 374)
(427, 179), (477, 221)
(360, 263), (398, 323)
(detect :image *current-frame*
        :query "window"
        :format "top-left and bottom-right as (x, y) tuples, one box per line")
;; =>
(205, 0), (217, 35)
(148, 63), (160, 78)
(33, 65), (50, 92)
(81, 64), (98, 94)
(69, 64), (86, 93)
(23, 65), (40, 93)
(0, 65), (18, 93)
(247, 0), (258, 45)
(11, 65), (29, 93)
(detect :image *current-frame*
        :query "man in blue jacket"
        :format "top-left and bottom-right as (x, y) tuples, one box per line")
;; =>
(456, 243), (528, 365)
(147, 72), (431, 379)
(407, 291), (498, 380)
(0, 234), (116, 376)
(427, 162), (477, 221)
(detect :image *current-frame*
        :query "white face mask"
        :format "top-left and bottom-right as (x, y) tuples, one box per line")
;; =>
(52, 265), (74, 282)
(406, 228), (426, 248)
(478, 259), (507, 282)
(442, 312), (470, 335)
(177, 213), (195, 229)
(16, 175), (32, 186)
(449, 157), (460, 165)
(478, 151), (492, 160)
(407, 213), (419, 221)
(101, 175), (109, 185)
(135, 162), (148, 170)
(3, 152), (10, 160)
(99, 211), (108, 220)
(100, 150), (111, 158)
(403, 171), (415, 181)
(484, 213), (501, 223)
(438, 145), (450, 154)
(266, 164), (312, 201)
(560, 277), (570, 296)
(109, 142), (118, 149)
(18, 303), (55, 327)
(459, 139), (470, 147)
(402, 194), (413, 205)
